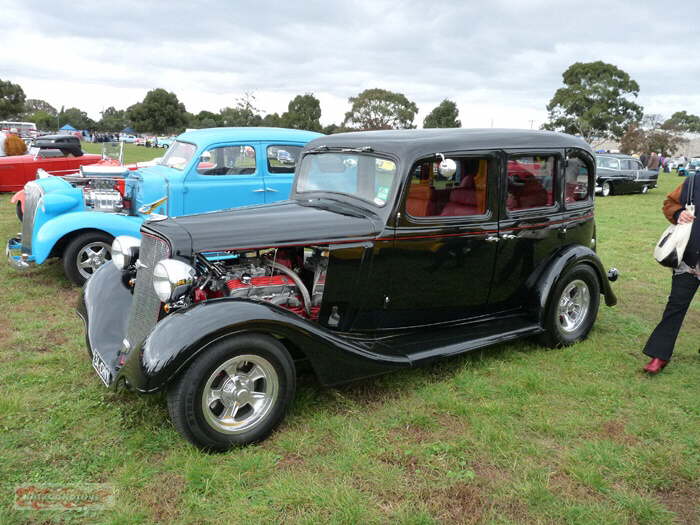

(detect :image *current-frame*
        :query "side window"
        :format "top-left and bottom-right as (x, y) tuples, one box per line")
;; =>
(267, 145), (302, 174)
(565, 153), (592, 204)
(197, 145), (256, 175)
(506, 155), (555, 211)
(621, 159), (634, 170)
(634, 160), (643, 170)
(406, 157), (489, 218)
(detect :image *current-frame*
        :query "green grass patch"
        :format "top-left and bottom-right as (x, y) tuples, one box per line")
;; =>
(82, 142), (164, 164)
(0, 172), (697, 524)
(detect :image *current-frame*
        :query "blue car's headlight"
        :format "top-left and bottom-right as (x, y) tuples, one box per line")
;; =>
(40, 193), (79, 214)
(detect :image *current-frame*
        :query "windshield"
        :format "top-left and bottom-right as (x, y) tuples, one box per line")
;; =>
(159, 140), (196, 170)
(296, 152), (397, 207)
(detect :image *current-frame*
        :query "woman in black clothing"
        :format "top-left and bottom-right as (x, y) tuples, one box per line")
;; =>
(643, 174), (700, 373)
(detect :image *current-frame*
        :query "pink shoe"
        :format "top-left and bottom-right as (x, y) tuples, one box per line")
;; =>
(643, 358), (668, 374)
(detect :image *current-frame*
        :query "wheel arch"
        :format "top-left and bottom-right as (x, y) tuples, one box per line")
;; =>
(49, 227), (115, 259)
(526, 244), (617, 326)
(32, 212), (143, 263)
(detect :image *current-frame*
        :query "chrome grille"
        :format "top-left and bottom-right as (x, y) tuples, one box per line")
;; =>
(124, 234), (170, 351)
(21, 181), (44, 254)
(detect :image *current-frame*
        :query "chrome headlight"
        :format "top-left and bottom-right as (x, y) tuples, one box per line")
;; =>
(112, 236), (141, 270)
(153, 259), (196, 302)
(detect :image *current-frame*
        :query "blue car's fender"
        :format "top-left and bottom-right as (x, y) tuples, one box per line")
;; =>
(33, 211), (144, 263)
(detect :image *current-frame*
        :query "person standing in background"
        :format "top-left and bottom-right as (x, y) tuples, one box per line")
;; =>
(647, 152), (660, 171)
(640, 152), (649, 167)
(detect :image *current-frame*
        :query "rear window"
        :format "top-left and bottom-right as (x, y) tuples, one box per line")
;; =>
(506, 155), (555, 211)
(267, 145), (302, 174)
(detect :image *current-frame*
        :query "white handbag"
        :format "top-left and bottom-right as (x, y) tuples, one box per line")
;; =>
(654, 175), (695, 268)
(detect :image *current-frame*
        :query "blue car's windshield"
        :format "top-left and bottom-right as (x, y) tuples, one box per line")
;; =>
(296, 153), (397, 207)
(159, 140), (196, 170)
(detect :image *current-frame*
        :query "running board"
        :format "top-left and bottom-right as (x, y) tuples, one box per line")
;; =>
(378, 318), (544, 366)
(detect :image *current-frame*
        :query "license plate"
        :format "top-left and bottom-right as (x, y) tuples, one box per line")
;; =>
(92, 351), (112, 387)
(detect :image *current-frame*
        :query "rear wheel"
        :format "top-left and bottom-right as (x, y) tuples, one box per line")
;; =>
(601, 181), (612, 197)
(539, 265), (600, 348)
(62, 232), (113, 286)
(167, 334), (296, 451)
(15, 201), (23, 222)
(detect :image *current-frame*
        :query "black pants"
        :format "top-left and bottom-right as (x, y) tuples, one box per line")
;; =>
(643, 272), (699, 361)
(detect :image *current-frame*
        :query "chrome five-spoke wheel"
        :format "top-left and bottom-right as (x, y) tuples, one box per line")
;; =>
(556, 279), (590, 334)
(76, 241), (112, 280)
(167, 334), (296, 451)
(202, 354), (279, 434)
(63, 231), (114, 286)
(540, 265), (600, 347)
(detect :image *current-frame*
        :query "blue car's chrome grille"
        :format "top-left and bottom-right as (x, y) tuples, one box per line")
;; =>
(21, 181), (44, 254)
(124, 233), (170, 352)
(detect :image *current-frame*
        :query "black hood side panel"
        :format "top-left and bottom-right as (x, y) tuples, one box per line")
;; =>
(146, 200), (382, 255)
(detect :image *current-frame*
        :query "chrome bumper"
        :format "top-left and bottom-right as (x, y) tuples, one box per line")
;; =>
(6, 235), (34, 270)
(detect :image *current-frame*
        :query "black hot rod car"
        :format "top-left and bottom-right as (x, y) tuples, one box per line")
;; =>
(79, 129), (618, 451)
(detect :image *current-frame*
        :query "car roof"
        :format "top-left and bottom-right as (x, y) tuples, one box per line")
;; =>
(304, 129), (592, 159)
(176, 127), (323, 147)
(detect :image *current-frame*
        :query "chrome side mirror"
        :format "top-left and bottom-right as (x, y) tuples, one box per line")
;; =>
(437, 153), (457, 179)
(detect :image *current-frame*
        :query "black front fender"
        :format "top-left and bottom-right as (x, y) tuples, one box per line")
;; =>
(526, 245), (617, 325)
(118, 299), (410, 392)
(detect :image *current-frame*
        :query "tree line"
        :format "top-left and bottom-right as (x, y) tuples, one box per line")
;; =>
(0, 80), (460, 135)
(1, 61), (698, 154)
(542, 61), (696, 154)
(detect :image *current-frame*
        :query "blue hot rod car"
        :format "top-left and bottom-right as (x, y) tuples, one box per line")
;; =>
(6, 127), (322, 284)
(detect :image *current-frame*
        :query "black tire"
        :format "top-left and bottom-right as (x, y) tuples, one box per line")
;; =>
(62, 231), (113, 286)
(539, 265), (600, 348)
(600, 181), (612, 197)
(167, 334), (296, 452)
(15, 201), (23, 222)
(641, 185), (649, 194)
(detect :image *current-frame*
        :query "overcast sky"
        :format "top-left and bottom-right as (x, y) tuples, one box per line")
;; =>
(3, 1), (699, 129)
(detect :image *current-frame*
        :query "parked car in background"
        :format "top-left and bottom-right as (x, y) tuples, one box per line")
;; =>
(79, 128), (618, 451)
(157, 136), (175, 149)
(6, 128), (321, 285)
(677, 158), (700, 177)
(595, 154), (658, 196)
(119, 134), (137, 143)
(668, 157), (686, 170)
(0, 135), (102, 193)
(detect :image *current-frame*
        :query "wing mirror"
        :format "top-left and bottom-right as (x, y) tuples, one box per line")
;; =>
(436, 153), (457, 179)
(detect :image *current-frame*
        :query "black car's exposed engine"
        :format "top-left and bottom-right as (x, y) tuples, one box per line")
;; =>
(195, 247), (327, 320)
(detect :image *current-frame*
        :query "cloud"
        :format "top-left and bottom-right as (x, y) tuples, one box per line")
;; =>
(2, 0), (699, 128)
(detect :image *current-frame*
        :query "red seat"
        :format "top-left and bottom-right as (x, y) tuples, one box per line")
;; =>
(440, 176), (479, 216)
(407, 184), (437, 217)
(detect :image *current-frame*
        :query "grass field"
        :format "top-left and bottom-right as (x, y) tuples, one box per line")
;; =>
(0, 160), (697, 524)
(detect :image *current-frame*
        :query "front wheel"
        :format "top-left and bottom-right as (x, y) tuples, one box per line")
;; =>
(167, 334), (296, 451)
(539, 265), (600, 348)
(641, 184), (649, 194)
(62, 231), (113, 286)
(600, 181), (612, 197)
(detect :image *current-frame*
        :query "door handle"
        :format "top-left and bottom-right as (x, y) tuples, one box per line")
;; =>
(253, 188), (266, 192)
(485, 235), (500, 243)
(265, 187), (278, 192)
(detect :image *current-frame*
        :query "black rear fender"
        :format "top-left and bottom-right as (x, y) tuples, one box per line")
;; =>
(526, 245), (617, 325)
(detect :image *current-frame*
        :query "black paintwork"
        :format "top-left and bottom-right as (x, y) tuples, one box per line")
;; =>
(81, 129), (618, 392)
